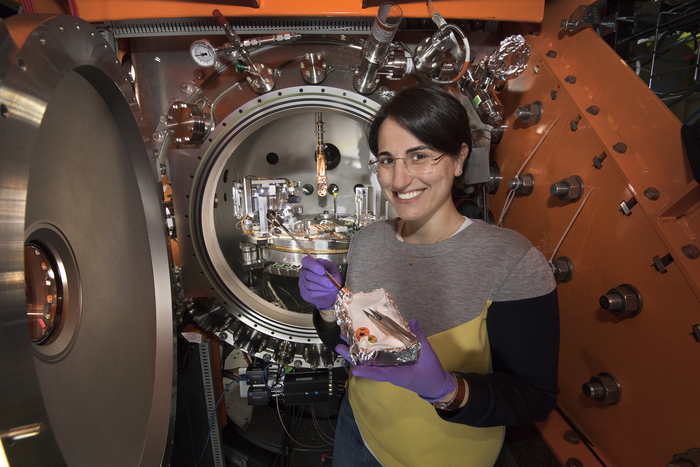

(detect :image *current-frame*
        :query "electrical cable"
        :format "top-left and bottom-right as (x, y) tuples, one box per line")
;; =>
(497, 116), (561, 227)
(628, 31), (700, 63)
(263, 363), (284, 391)
(196, 379), (238, 465)
(273, 285), (302, 309)
(653, 68), (690, 92)
(177, 393), (199, 467)
(646, 61), (700, 79)
(683, 105), (700, 124)
(618, 5), (700, 47)
(395, 38), (414, 58)
(664, 82), (700, 107)
(549, 187), (594, 262)
(274, 391), (332, 448)
(310, 405), (335, 444)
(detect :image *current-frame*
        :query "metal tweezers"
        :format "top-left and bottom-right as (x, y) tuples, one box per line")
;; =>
(363, 308), (418, 346)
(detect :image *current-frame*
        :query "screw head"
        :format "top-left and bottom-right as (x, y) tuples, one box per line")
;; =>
(586, 105), (600, 115)
(613, 142), (628, 153)
(563, 430), (581, 445)
(644, 187), (660, 200)
(565, 75), (577, 84)
(682, 244), (700, 259)
(546, 50), (557, 58)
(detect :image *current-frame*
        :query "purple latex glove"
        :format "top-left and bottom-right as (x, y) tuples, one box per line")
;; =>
(298, 256), (341, 310)
(350, 319), (456, 403)
(335, 335), (352, 364)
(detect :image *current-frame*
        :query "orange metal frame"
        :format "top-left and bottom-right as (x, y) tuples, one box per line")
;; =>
(8, 0), (545, 22)
(490, 1), (700, 465)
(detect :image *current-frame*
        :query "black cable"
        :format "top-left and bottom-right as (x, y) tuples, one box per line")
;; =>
(627, 30), (700, 63)
(618, 5), (700, 46)
(221, 341), (234, 372)
(177, 393), (200, 467)
(664, 82), (700, 106)
(648, 61), (700, 79)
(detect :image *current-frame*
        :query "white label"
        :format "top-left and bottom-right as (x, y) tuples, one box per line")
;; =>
(181, 332), (202, 344)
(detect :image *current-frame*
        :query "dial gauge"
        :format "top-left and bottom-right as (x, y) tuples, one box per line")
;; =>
(190, 39), (218, 68)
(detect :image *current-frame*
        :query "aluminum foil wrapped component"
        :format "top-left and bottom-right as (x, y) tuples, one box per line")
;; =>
(334, 287), (420, 366)
(488, 34), (530, 81)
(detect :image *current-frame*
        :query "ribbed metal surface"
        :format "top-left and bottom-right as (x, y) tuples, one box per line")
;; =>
(199, 340), (224, 467)
(107, 17), (373, 37)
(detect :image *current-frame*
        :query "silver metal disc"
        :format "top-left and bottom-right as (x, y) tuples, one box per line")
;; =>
(0, 15), (174, 467)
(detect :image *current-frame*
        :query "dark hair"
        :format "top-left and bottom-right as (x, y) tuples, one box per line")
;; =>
(367, 83), (472, 164)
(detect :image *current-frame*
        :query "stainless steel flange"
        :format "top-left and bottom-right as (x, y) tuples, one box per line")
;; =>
(0, 14), (175, 467)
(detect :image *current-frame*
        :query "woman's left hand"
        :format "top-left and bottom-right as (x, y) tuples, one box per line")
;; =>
(344, 319), (456, 402)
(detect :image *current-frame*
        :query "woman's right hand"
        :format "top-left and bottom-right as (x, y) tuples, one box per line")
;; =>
(299, 256), (341, 310)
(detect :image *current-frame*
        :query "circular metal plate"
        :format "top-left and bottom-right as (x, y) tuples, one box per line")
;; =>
(192, 87), (380, 343)
(0, 15), (174, 467)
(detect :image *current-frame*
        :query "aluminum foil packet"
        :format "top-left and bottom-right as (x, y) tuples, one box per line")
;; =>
(333, 287), (420, 366)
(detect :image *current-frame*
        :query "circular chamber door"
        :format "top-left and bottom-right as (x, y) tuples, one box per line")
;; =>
(0, 15), (175, 467)
(169, 86), (385, 367)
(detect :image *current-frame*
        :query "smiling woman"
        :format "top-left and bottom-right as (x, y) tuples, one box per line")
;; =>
(374, 117), (466, 240)
(367, 85), (471, 242)
(299, 82), (561, 467)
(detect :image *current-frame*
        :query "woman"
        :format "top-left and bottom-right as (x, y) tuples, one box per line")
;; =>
(299, 84), (559, 467)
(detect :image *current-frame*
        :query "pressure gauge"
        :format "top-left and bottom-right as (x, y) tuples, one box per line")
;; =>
(190, 39), (218, 68)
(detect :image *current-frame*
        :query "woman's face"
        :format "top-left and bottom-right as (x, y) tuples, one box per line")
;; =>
(376, 118), (466, 225)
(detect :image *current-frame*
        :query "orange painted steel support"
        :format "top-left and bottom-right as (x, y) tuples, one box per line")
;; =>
(8, 0), (545, 22)
(490, 1), (700, 466)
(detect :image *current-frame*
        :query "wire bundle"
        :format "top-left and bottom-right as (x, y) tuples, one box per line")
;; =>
(622, 1), (700, 117)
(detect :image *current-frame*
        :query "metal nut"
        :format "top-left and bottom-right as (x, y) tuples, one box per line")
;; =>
(582, 372), (621, 404)
(599, 283), (642, 318)
(550, 175), (584, 201)
(508, 173), (534, 195)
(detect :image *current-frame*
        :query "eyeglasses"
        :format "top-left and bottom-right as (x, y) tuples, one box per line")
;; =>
(368, 153), (448, 175)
